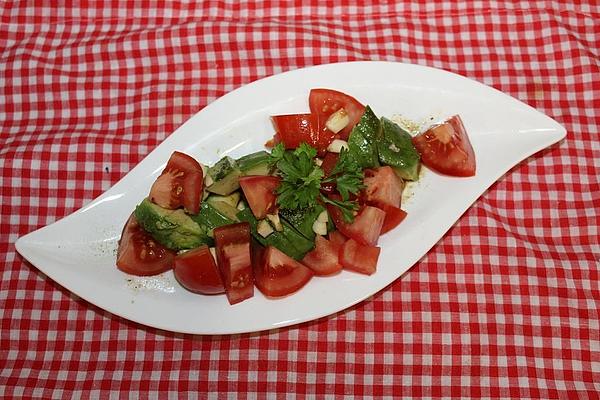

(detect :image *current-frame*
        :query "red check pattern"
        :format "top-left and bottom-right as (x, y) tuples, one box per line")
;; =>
(1, 1), (599, 398)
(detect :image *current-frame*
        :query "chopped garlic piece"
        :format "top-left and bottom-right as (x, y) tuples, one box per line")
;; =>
(317, 210), (329, 223)
(209, 247), (217, 259)
(312, 220), (327, 236)
(325, 108), (349, 134)
(266, 213), (283, 231)
(327, 139), (349, 153)
(257, 219), (274, 237)
(204, 174), (214, 187)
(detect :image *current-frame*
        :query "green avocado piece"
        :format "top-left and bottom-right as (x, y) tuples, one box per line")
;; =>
(236, 208), (314, 260)
(237, 151), (272, 176)
(189, 201), (237, 243)
(206, 156), (242, 196)
(378, 117), (421, 181)
(279, 204), (325, 241)
(134, 198), (209, 250)
(348, 106), (381, 169)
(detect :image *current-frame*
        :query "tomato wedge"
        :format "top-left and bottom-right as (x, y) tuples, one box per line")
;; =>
(340, 239), (381, 275)
(378, 204), (408, 234)
(253, 245), (314, 297)
(174, 246), (225, 295)
(149, 151), (203, 214)
(363, 166), (404, 208)
(238, 175), (280, 219)
(301, 235), (342, 276)
(412, 115), (476, 177)
(327, 204), (385, 246)
(116, 214), (176, 276)
(271, 113), (335, 152)
(309, 88), (366, 140)
(214, 222), (254, 304)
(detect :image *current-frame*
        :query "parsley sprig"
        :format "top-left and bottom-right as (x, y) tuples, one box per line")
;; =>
(269, 143), (364, 222)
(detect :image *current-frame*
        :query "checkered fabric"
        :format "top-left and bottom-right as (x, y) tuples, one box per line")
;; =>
(1, 1), (599, 398)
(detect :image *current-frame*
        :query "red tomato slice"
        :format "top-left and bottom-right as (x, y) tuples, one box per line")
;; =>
(328, 230), (348, 253)
(327, 204), (385, 246)
(412, 115), (476, 177)
(363, 166), (404, 208)
(149, 151), (203, 214)
(340, 239), (381, 275)
(214, 222), (254, 304)
(174, 245), (225, 295)
(301, 235), (342, 276)
(309, 88), (366, 140)
(253, 246), (314, 297)
(116, 214), (175, 276)
(378, 204), (408, 234)
(238, 175), (280, 219)
(271, 113), (335, 152)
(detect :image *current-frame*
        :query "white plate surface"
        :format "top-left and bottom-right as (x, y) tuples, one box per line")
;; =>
(16, 62), (566, 334)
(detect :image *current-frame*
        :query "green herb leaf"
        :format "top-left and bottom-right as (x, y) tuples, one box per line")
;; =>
(324, 147), (364, 201)
(270, 142), (363, 223)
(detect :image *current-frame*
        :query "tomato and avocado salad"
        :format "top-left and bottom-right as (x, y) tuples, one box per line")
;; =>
(116, 88), (477, 305)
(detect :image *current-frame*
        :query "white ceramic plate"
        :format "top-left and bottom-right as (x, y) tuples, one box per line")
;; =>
(15, 61), (566, 334)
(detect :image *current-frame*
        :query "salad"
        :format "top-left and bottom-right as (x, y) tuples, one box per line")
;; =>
(115, 88), (476, 305)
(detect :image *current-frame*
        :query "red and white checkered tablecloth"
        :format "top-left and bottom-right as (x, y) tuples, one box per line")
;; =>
(1, 1), (599, 398)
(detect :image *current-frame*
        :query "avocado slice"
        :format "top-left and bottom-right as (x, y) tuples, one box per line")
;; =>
(189, 201), (237, 242)
(206, 156), (242, 196)
(348, 106), (381, 169)
(134, 198), (209, 250)
(378, 117), (421, 181)
(279, 205), (325, 241)
(237, 151), (272, 176)
(236, 208), (314, 260)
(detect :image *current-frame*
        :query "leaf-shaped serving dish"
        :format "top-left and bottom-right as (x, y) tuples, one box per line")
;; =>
(16, 62), (566, 334)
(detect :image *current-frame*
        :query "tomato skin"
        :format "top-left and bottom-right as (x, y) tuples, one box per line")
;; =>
(340, 239), (381, 275)
(238, 175), (280, 219)
(214, 222), (254, 304)
(174, 246), (225, 295)
(253, 246), (314, 297)
(116, 214), (175, 276)
(378, 204), (408, 234)
(412, 115), (476, 177)
(327, 204), (385, 246)
(149, 151), (203, 214)
(271, 113), (335, 152)
(309, 88), (365, 140)
(362, 166), (404, 208)
(301, 235), (342, 276)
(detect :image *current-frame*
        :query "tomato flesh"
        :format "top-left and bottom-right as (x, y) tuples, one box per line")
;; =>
(149, 151), (203, 214)
(328, 230), (348, 253)
(378, 204), (408, 234)
(116, 214), (175, 276)
(238, 175), (280, 219)
(174, 246), (225, 295)
(412, 115), (476, 177)
(309, 88), (365, 140)
(301, 235), (342, 276)
(214, 222), (254, 304)
(340, 239), (381, 275)
(363, 166), (404, 208)
(327, 204), (385, 246)
(253, 246), (313, 297)
(271, 113), (335, 152)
